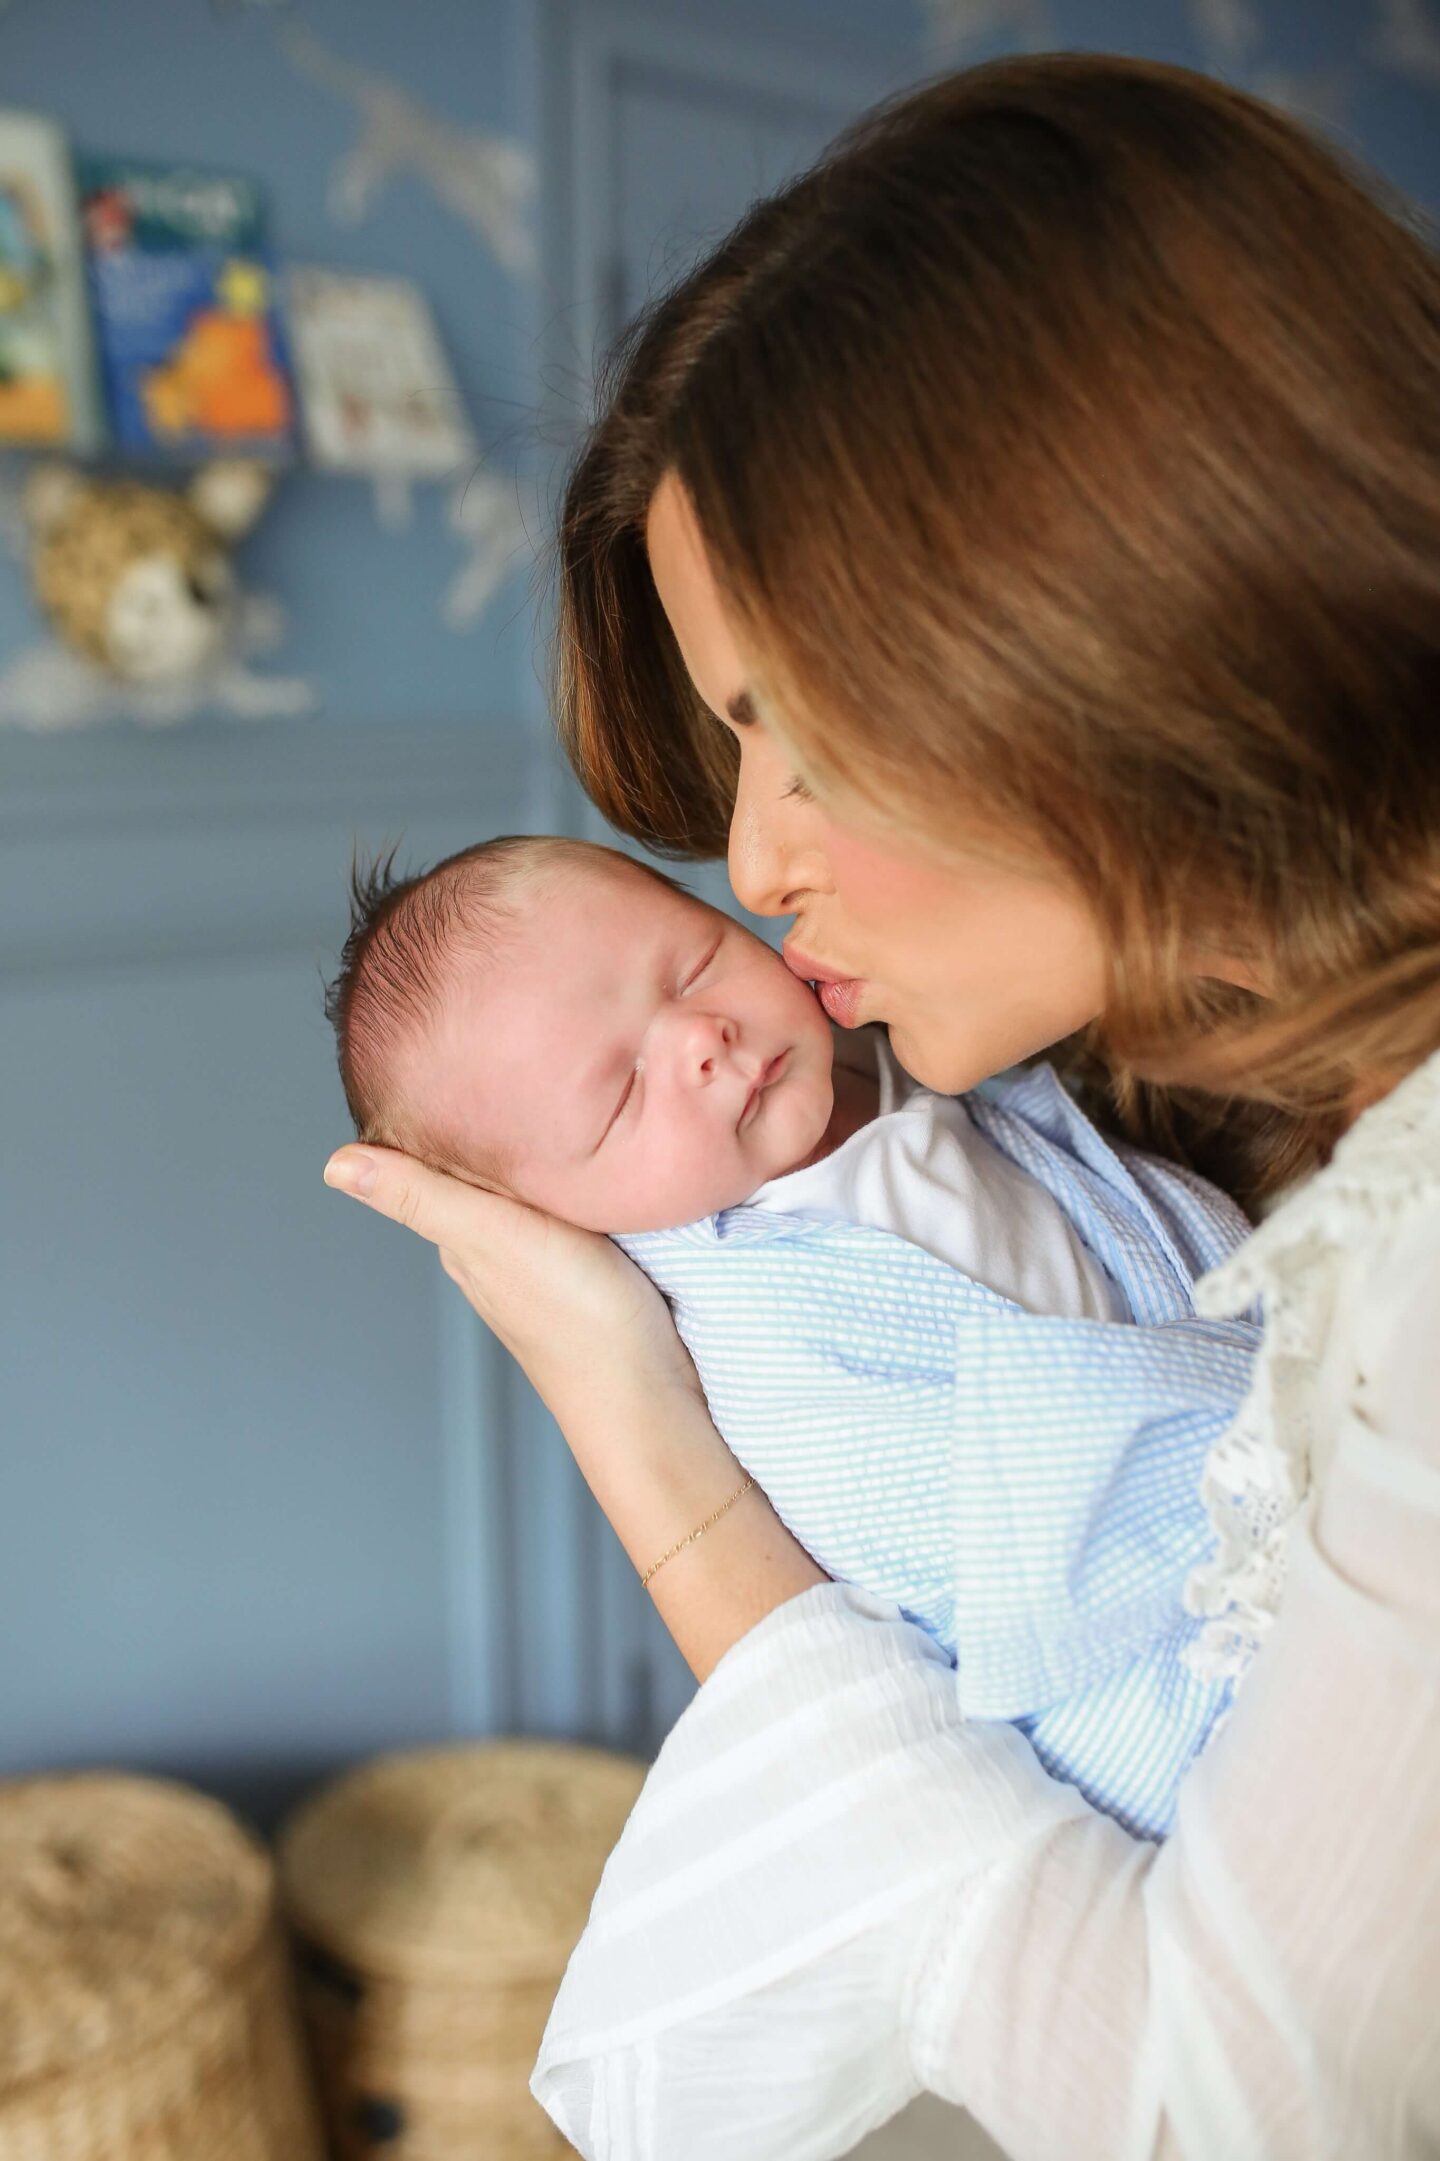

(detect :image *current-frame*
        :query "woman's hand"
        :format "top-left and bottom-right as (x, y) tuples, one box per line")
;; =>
(324, 1142), (825, 1676)
(322, 1145), (703, 1430)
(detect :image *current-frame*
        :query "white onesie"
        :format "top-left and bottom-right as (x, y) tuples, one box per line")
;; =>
(749, 1031), (1123, 1321)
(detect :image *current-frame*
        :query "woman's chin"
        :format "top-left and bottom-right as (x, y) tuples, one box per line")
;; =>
(884, 1020), (995, 1097)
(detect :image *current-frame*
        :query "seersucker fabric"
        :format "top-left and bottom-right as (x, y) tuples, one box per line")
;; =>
(618, 1062), (1259, 1839)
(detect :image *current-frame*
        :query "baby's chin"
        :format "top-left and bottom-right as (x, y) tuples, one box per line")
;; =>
(584, 1065), (836, 1233)
(596, 1129), (828, 1234)
(599, 1163), (790, 1234)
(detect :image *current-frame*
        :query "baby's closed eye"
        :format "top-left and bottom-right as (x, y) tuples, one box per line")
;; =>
(680, 935), (722, 993)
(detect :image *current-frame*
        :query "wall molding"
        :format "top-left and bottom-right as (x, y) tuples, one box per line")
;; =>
(0, 716), (565, 980)
(0, 715), (558, 841)
(3, 710), (573, 1777)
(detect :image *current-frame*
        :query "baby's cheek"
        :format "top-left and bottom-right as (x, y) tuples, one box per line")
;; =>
(657, 1129), (722, 1221)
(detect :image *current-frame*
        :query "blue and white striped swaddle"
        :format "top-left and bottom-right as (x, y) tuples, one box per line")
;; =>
(619, 1064), (1259, 1839)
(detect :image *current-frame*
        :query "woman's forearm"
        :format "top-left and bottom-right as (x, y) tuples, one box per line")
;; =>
(555, 1366), (826, 1682)
(536, 1443), (1440, 2161)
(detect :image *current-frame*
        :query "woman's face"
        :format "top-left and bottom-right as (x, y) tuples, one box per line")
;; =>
(645, 474), (1110, 1093)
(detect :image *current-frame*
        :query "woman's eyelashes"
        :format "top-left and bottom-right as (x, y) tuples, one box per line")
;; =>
(782, 773), (814, 803)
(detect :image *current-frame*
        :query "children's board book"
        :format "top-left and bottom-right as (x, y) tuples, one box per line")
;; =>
(286, 267), (474, 476)
(0, 111), (102, 452)
(79, 159), (295, 460)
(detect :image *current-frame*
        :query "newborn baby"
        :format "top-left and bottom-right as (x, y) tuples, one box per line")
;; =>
(329, 832), (1120, 1307)
(327, 834), (1259, 1838)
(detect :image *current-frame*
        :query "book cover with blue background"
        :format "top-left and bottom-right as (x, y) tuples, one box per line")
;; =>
(80, 158), (295, 459)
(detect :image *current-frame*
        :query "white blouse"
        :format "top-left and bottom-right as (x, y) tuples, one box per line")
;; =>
(533, 1050), (1440, 2161)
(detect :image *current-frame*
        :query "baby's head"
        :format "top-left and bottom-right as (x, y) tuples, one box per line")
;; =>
(325, 836), (836, 1232)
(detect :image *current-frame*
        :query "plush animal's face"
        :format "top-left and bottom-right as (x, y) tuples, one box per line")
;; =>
(29, 478), (243, 687)
(104, 547), (235, 684)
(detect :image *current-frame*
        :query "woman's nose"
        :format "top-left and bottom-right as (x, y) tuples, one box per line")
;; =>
(727, 740), (832, 918)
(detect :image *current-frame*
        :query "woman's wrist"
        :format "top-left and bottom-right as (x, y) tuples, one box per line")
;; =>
(558, 1358), (744, 1564)
(646, 1482), (827, 1682)
(555, 1360), (826, 1680)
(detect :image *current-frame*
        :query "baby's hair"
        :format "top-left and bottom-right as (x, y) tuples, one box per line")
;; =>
(324, 833), (688, 1185)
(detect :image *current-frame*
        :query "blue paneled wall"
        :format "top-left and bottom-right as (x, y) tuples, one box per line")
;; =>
(0, 0), (1434, 731)
(2, 0), (1437, 1826)
(0, 0), (540, 729)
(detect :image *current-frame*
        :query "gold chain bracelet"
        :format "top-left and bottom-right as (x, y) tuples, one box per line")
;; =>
(640, 1477), (756, 1588)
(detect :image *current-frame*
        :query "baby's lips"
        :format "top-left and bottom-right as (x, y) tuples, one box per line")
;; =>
(739, 1049), (788, 1127)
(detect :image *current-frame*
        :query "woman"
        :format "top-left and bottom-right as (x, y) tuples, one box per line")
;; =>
(324, 56), (1440, 2159)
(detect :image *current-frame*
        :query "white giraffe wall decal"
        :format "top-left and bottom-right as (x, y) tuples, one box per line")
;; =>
(916, 0), (1056, 53)
(1374, 0), (1440, 84)
(280, 24), (536, 277)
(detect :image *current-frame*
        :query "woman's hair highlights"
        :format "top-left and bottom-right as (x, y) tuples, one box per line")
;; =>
(556, 54), (1440, 1211)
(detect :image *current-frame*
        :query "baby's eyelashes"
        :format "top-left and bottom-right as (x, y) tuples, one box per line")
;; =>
(680, 935), (723, 993)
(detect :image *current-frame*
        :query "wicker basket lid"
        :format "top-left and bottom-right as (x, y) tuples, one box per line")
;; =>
(0, 1772), (275, 2094)
(277, 1742), (646, 1985)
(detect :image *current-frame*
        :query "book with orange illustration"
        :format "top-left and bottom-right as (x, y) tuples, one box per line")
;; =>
(80, 158), (295, 459)
(0, 110), (102, 451)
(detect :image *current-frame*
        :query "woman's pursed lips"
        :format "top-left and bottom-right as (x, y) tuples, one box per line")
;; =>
(783, 941), (844, 984)
(783, 945), (867, 1028)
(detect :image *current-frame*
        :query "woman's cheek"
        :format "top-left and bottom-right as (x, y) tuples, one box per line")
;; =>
(827, 828), (964, 964)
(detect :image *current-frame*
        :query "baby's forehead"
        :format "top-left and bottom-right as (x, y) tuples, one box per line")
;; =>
(525, 850), (699, 937)
(437, 850), (699, 1004)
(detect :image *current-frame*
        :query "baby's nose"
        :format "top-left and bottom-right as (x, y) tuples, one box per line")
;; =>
(675, 1010), (736, 1083)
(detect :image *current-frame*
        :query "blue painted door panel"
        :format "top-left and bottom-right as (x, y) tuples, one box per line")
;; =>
(0, 723), (558, 1825)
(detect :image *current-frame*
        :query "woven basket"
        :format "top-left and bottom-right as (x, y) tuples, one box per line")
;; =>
(277, 1740), (648, 2161)
(0, 1771), (325, 2161)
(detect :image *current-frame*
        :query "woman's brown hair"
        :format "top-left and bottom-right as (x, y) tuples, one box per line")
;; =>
(555, 54), (1440, 1212)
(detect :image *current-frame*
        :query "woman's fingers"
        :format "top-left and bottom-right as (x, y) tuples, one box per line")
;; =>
(324, 1132), (640, 1331)
(323, 1143), (529, 1255)
(323, 1148), (593, 1348)
(322, 1141), (664, 1395)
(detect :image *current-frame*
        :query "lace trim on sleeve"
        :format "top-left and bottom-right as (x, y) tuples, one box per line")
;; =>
(1184, 1047), (1440, 1684)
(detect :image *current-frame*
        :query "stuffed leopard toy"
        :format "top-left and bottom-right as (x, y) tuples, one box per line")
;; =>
(23, 462), (274, 686)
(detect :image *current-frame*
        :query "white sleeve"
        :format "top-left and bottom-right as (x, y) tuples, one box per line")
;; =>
(533, 1220), (1440, 2161)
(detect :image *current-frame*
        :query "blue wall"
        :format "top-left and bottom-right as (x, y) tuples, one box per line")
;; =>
(0, 0), (1435, 731)
(2, 0), (1437, 1829)
(0, 0), (541, 728)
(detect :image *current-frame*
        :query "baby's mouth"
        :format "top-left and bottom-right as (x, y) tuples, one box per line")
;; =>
(740, 1050), (789, 1129)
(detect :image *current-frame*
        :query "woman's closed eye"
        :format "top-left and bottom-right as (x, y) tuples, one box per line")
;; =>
(782, 773), (814, 802)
